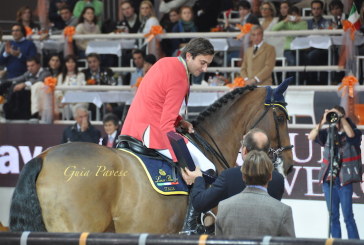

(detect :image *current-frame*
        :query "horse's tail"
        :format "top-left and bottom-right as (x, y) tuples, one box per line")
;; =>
(9, 156), (47, 231)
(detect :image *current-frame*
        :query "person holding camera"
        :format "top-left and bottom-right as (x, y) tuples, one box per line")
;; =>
(308, 105), (361, 239)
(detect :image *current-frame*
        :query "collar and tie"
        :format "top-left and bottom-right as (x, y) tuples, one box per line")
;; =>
(253, 45), (259, 55)
(107, 136), (114, 147)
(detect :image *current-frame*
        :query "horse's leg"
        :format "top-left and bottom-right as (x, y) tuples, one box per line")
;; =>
(37, 144), (121, 232)
(111, 152), (188, 233)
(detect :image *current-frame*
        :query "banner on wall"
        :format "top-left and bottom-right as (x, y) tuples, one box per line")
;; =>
(0, 124), (363, 202)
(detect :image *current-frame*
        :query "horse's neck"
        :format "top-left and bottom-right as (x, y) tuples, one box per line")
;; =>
(195, 88), (265, 171)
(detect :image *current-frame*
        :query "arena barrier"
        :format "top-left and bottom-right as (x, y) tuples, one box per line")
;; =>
(1, 232), (364, 245)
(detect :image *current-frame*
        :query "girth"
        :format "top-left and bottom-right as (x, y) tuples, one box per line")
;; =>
(117, 135), (160, 158)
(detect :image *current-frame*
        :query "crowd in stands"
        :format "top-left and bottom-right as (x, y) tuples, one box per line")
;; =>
(0, 0), (364, 122)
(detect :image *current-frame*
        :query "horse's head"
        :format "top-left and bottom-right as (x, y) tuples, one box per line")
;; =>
(259, 77), (294, 176)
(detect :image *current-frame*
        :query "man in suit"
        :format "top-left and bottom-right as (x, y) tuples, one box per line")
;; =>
(240, 25), (276, 85)
(182, 128), (285, 214)
(102, 113), (120, 148)
(215, 150), (295, 237)
(82, 53), (115, 85)
(61, 104), (101, 144)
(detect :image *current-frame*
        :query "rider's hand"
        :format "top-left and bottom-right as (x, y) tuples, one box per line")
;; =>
(179, 120), (194, 133)
(181, 167), (203, 185)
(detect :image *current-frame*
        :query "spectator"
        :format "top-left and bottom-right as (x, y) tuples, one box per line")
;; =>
(240, 25), (276, 85)
(75, 6), (101, 58)
(304, 0), (331, 85)
(61, 104), (101, 143)
(82, 53), (115, 85)
(54, 6), (78, 33)
(129, 49), (145, 86)
(118, 0), (141, 34)
(237, 0), (259, 26)
(259, 1), (278, 31)
(138, 0), (160, 58)
(272, 6), (307, 67)
(160, 8), (180, 56)
(308, 106), (360, 239)
(143, 54), (157, 75)
(159, 0), (196, 28)
(102, 113), (120, 148)
(48, 0), (78, 30)
(215, 150), (295, 237)
(182, 128), (285, 214)
(278, 1), (290, 22)
(171, 6), (198, 56)
(16, 6), (40, 32)
(2, 56), (51, 120)
(0, 24), (37, 79)
(73, 0), (103, 25)
(46, 54), (63, 77)
(329, 0), (345, 29)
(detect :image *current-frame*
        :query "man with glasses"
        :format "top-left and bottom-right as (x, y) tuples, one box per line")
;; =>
(0, 24), (37, 79)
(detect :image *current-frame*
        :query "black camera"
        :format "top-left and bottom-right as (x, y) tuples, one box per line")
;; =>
(326, 112), (340, 124)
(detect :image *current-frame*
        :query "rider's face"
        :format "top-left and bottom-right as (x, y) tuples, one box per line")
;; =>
(185, 53), (213, 77)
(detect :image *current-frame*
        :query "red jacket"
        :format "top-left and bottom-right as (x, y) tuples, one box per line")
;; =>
(121, 57), (189, 161)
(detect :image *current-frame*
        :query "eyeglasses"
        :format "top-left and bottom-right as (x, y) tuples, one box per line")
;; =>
(11, 29), (21, 32)
(261, 8), (271, 11)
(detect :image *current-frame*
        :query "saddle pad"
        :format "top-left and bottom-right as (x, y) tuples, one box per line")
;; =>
(119, 149), (189, 195)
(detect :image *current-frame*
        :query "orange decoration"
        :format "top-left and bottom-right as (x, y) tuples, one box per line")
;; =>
(338, 75), (358, 98)
(64, 26), (76, 43)
(0, 95), (5, 104)
(144, 25), (164, 43)
(210, 26), (223, 32)
(44, 76), (57, 93)
(236, 23), (253, 39)
(226, 77), (245, 88)
(25, 26), (33, 37)
(87, 79), (96, 85)
(132, 76), (143, 88)
(342, 20), (356, 40)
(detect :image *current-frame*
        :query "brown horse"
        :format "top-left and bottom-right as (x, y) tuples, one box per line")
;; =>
(9, 81), (293, 233)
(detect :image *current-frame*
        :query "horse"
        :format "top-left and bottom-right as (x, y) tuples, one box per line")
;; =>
(9, 79), (294, 233)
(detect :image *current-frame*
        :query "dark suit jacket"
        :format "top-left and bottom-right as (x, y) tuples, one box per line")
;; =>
(101, 129), (120, 148)
(61, 123), (101, 144)
(191, 167), (284, 213)
(215, 187), (295, 237)
(82, 67), (114, 85)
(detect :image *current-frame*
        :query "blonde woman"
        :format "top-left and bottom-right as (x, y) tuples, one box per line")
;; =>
(259, 2), (278, 31)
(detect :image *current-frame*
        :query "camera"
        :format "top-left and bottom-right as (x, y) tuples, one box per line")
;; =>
(288, 15), (296, 21)
(326, 112), (340, 124)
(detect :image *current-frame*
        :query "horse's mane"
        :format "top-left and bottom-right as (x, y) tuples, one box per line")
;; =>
(193, 85), (257, 126)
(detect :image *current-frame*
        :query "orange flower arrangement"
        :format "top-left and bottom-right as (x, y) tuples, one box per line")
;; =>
(226, 77), (245, 88)
(132, 76), (143, 88)
(25, 26), (33, 37)
(210, 26), (223, 32)
(342, 20), (356, 40)
(144, 25), (164, 43)
(44, 76), (57, 93)
(64, 26), (76, 43)
(338, 75), (358, 98)
(236, 23), (253, 39)
(87, 79), (97, 85)
(0, 95), (5, 104)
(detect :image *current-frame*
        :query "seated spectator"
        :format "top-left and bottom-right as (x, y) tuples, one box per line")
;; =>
(117, 0), (141, 33)
(129, 49), (145, 86)
(278, 1), (290, 22)
(0, 24), (37, 79)
(46, 54), (63, 77)
(171, 6), (198, 56)
(329, 0), (345, 29)
(159, 0), (195, 28)
(138, 0), (160, 58)
(160, 8), (180, 57)
(215, 150), (295, 237)
(82, 53), (115, 85)
(16, 6), (40, 33)
(304, 0), (331, 85)
(73, 0), (103, 25)
(61, 104), (101, 143)
(272, 6), (307, 67)
(240, 25), (276, 85)
(75, 6), (101, 58)
(2, 56), (51, 120)
(53, 6), (78, 34)
(227, 0), (259, 29)
(48, 0), (77, 31)
(259, 1), (279, 31)
(102, 113), (120, 148)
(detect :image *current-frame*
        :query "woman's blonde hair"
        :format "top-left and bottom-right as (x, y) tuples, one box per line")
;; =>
(241, 150), (273, 185)
(260, 1), (277, 17)
(139, 0), (156, 21)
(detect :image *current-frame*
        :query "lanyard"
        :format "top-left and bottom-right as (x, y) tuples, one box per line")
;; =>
(178, 56), (190, 116)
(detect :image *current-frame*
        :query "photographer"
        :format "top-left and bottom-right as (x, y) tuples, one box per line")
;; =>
(308, 106), (361, 239)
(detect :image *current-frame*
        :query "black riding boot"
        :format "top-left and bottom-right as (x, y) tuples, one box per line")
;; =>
(180, 197), (199, 235)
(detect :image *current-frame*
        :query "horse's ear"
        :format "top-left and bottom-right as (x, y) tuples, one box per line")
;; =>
(273, 76), (293, 102)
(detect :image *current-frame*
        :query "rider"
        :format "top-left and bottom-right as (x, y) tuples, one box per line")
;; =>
(120, 37), (216, 173)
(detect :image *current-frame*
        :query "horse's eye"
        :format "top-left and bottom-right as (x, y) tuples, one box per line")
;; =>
(277, 116), (285, 123)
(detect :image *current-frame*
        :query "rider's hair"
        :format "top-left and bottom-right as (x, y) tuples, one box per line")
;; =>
(180, 38), (214, 59)
(242, 150), (273, 185)
(241, 128), (270, 153)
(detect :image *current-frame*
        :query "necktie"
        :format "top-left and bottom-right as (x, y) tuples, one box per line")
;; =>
(253, 46), (258, 55)
(107, 136), (113, 147)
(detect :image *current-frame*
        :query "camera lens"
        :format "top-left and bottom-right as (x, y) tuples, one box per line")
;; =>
(326, 112), (339, 124)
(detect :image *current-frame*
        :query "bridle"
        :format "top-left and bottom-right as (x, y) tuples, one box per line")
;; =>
(250, 102), (294, 170)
